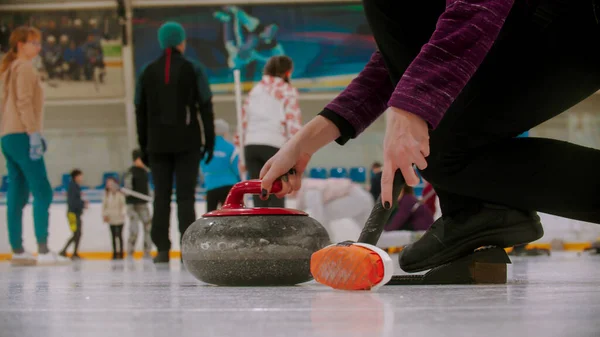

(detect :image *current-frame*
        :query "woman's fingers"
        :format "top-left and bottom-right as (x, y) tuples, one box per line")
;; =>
(259, 158), (273, 180)
(399, 162), (420, 187)
(287, 168), (301, 192)
(413, 151), (428, 171)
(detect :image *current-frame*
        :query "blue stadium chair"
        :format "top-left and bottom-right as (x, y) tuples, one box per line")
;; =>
(329, 167), (348, 179)
(349, 167), (367, 183)
(309, 167), (327, 179)
(53, 173), (71, 192)
(95, 171), (120, 190)
(0, 175), (9, 193)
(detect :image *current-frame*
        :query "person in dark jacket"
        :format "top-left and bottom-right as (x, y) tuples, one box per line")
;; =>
(124, 149), (152, 259)
(59, 169), (87, 260)
(369, 162), (382, 201)
(135, 21), (215, 264)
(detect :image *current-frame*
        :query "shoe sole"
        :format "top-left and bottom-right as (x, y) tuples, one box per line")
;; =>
(37, 260), (72, 266)
(11, 259), (37, 266)
(310, 243), (393, 291)
(401, 218), (543, 273)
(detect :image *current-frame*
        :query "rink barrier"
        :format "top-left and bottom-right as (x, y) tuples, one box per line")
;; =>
(0, 242), (594, 262)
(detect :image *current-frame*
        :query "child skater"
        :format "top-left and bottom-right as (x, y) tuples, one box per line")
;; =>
(102, 177), (126, 260)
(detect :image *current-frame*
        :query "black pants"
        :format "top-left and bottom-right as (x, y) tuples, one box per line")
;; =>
(244, 144), (285, 208)
(149, 150), (201, 252)
(364, 0), (600, 223)
(206, 185), (234, 212)
(61, 212), (82, 255)
(109, 224), (123, 259)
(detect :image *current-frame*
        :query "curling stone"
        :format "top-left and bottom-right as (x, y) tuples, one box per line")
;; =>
(182, 180), (331, 286)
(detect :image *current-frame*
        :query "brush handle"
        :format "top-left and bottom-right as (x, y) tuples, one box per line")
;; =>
(358, 169), (406, 245)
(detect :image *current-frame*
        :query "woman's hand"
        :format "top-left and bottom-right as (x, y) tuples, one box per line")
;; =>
(260, 116), (342, 199)
(260, 146), (311, 199)
(381, 107), (430, 208)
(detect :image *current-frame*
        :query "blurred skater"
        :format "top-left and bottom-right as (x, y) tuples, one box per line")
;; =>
(238, 55), (301, 208)
(294, 177), (374, 231)
(103, 177), (126, 260)
(384, 185), (434, 232)
(124, 149), (152, 259)
(135, 22), (215, 263)
(1, 26), (69, 265)
(59, 169), (87, 260)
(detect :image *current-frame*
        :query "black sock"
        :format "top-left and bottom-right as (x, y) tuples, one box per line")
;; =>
(73, 232), (81, 256)
(110, 226), (118, 257)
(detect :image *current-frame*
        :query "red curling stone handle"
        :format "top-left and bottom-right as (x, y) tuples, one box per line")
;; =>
(221, 179), (283, 210)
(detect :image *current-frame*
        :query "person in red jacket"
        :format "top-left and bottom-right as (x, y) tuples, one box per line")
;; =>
(421, 181), (437, 216)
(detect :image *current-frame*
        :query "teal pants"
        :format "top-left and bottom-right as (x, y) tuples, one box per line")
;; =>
(1, 133), (53, 251)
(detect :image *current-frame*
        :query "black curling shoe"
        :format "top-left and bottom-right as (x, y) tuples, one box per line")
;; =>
(399, 204), (544, 273)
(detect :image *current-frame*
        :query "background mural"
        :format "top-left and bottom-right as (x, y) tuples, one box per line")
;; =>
(133, 3), (375, 93)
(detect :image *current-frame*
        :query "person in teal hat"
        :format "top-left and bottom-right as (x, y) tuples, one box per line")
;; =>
(135, 21), (215, 264)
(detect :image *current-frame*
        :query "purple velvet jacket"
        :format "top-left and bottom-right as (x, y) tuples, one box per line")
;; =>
(321, 0), (515, 143)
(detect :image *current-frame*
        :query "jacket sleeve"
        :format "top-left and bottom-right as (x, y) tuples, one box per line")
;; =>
(14, 62), (39, 133)
(387, 0), (514, 128)
(134, 65), (148, 155)
(318, 51), (394, 145)
(101, 194), (108, 217)
(283, 89), (302, 140)
(192, 61), (215, 149)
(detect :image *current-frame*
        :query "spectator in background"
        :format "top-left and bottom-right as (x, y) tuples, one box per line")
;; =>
(237, 55), (301, 208)
(103, 177), (126, 260)
(294, 177), (374, 232)
(369, 162), (382, 201)
(71, 19), (87, 46)
(41, 35), (63, 79)
(124, 149), (152, 259)
(88, 18), (104, 41)
(384, 185), (434, 232)
(135, 22), (215, 264)
(82, 34), (105, 83)
(63, 40), (84, 80)
(1, 26), (69, 266)
(201, 119), (241, 212)
(59, 16), (73, 40)
(60, 169), (87, 260)
(45, 20), (60, 42)
(0, 23), (10, 53)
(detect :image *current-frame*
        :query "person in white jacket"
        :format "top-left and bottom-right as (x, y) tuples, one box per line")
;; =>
(294, 178), (374, 241)
(236, 55), (301, 208)
(102, 177), (126, 260)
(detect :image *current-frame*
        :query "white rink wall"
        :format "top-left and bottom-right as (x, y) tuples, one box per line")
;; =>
(1, 197), (599, 254)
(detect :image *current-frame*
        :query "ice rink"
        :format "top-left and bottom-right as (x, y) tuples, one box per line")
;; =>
(1, 252), (599, 337)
